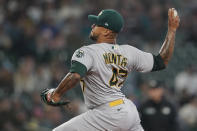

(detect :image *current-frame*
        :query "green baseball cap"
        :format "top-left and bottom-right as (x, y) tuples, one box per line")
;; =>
(88, 9), (124, 33)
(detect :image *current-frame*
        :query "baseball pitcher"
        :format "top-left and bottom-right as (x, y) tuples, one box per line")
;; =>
(41, 8), (180, 131)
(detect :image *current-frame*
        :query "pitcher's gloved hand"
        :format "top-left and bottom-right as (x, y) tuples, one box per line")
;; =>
(40, 88), (70, 106)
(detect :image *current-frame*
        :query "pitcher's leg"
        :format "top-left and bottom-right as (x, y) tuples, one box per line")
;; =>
(52, 111), (101, 131)
(126, 98), (144, 131)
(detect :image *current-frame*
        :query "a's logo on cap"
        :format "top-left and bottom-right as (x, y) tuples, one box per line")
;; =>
(104, 22), (109, 26)
(98, 11), (103, 16)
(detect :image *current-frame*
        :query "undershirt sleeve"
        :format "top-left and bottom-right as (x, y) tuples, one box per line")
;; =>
(151, 54), (166, 72)
(70, 60), (87, 77)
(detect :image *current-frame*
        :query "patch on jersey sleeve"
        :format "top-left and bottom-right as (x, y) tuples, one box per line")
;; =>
(75, 49), (84, 58)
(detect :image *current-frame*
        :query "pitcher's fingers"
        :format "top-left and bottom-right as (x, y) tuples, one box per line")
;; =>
(171, 8), (174, 19)
(168, 8), (171, 18)
(176, 15), (180, 21)
(169, 8), (173, 21)
(176, 15), (180, 24)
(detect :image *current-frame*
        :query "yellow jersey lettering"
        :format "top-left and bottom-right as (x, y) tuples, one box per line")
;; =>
(103, 53), (128, 68)
(103, 53), (109, 64)
(121, 58), (127, 67)
(111, 53), (117, 64)
(108, 53), (113, 64)
(117, 55), (121, 65)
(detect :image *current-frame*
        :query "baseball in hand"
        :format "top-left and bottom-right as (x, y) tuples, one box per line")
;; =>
(173, 10), (177, 17)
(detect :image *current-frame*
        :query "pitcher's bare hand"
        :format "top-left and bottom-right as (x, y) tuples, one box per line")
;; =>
(168, 8), (180, 32)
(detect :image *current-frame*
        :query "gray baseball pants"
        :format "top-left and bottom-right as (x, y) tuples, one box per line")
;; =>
(53, 98), (144, 131)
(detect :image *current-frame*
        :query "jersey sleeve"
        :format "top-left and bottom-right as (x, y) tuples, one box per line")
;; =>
(70, 46), (93, 76)
(126, 45), (154, 73)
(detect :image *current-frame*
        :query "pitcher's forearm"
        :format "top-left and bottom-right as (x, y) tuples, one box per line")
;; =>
(53, 73), (81, 97)
(159, 30), (176, 66)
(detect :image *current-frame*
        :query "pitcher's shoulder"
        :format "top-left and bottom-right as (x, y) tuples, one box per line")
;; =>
(120, 44), (137, 50)
(82, 43), (108, 50)
(84, 43), (99, 48)
(75, 44), (100, 54)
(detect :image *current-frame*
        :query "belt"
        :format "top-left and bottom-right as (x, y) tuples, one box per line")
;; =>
(109, 99), (124, 107)
(89, 98), (125, 109)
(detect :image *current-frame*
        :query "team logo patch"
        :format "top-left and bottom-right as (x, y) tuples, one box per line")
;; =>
(75, 49), (84, 58)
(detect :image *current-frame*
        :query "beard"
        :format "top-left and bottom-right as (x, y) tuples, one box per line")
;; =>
(89, 32), (98, 41)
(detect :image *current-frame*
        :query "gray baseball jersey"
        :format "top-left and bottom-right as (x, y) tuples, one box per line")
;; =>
(71, 43), (153, 109)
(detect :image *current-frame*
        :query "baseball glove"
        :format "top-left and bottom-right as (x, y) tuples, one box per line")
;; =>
(40, 88), (70, 106)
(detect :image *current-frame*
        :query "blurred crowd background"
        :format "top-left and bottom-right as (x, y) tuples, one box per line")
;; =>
(0, 0), (197, 131)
